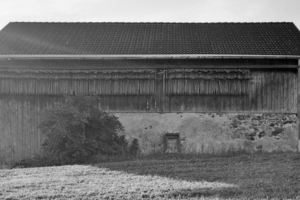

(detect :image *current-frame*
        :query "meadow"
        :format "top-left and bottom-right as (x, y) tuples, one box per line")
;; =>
(1, 152), (300, 199)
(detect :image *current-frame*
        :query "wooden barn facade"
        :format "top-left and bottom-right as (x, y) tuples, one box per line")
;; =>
(0, 22), (300, 162)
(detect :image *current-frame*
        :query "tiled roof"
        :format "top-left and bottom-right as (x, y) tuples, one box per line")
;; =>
(0, 22), (299, 56)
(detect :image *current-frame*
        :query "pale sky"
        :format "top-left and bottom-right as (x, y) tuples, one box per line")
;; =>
(0, 0), (300, 30)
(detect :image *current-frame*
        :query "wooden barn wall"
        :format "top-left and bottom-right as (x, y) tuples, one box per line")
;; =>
(0, 69), (156, 112)
(0, 95), (61, 162)
(0, 68), (297, 113)
(0, 68), (297, 162)
(164, 69), (297, 113)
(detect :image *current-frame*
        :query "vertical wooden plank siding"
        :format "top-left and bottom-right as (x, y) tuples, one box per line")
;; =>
(0, 68), (298, 162)
(280, 73), (284, 113)
(164, 69), (296, 113)
(298, 60), (300, 152)
(0, 69), (297, 113)
(264, 71), (269, 111)
(155, 69), (164, 112)
(0, 96), (56, 162)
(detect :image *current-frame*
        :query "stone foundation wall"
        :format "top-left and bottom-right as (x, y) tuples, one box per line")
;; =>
(115, 113), (298, 154)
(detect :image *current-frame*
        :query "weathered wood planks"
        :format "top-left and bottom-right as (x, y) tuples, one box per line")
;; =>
(0, 68), (297, 113)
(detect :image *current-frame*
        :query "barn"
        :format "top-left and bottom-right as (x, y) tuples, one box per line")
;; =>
(0, 22), (300, 163)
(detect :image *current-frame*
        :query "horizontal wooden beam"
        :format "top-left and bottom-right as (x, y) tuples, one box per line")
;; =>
(0, 64), (298, 70)
(106, 111), (297, 114)
(0, 58), (298, 69)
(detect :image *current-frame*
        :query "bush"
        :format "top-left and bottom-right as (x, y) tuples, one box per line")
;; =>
(38, 95), (127, 165)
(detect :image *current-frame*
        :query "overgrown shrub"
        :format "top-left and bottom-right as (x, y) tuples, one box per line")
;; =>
(38, 95), (127, 165)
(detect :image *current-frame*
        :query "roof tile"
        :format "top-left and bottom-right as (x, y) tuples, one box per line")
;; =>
(0, 22), (299, 56)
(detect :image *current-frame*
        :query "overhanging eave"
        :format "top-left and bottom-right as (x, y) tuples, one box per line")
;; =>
(0, 54), (299, 60)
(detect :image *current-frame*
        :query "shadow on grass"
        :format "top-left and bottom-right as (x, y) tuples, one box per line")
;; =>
(92, 152), (252, 182)
(93, 164), (242, 198)
(91, 153), (249, 198)
(167, 187), (242, 199)
(93, 152), (300, 199)
(137, 188), (242, 199)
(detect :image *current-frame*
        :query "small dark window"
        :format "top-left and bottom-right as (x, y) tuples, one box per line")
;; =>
(164, 133), (180, 153)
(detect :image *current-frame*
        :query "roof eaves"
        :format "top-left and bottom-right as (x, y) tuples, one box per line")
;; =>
(0, 54), (300, 60)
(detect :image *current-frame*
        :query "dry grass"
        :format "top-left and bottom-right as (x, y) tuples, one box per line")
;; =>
(0, 165), (236, 199)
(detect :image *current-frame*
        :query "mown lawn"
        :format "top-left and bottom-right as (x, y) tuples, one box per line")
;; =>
(97, 152), (300, 199)
(0, 153), (300, 199)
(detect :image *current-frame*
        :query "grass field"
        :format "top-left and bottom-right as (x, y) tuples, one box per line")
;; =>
(1, 153), (300, 199)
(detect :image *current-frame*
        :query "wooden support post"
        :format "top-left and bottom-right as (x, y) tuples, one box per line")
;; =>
(155, 69), (164, 113)
(298, 59), (300, 152)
